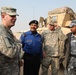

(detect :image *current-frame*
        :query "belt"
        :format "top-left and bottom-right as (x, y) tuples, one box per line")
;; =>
(49, 56), (60, 58)
(70, 54), (76, 58)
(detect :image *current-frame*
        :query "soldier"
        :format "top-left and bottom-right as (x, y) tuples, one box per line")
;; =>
(0, 6), (22, 75)
(41, 20), (66, 75)
(63, 20), (76, 75)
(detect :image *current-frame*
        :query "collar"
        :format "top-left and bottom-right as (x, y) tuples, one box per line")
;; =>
(28, 30), (39, 36)
(71, 34), (76, 38)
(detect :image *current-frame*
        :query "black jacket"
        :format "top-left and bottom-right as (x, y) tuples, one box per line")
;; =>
(63, 32), (72, 69)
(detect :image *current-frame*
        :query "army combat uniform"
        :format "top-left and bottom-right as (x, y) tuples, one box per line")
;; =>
(0, 24), (22, 75)
(41, 27), (66, 75)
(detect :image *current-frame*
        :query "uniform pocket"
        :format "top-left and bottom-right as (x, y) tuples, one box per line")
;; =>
(24, 40), (33, 49)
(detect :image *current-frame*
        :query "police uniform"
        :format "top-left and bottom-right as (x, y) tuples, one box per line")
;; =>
(20, 20), (43, 75)
(41, 25), (66, 75)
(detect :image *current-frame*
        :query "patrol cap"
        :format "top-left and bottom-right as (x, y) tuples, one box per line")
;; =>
(68, 20), (76, 28)
(48, 20), (57, 26)
(1, 6), (19, 16)
(29, 20), (38, 25)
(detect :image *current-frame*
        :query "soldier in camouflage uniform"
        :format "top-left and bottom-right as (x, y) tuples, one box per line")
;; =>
(63, 20), (76, 75)
(41, 21), (66, 75)
(0, 7), (22, 75)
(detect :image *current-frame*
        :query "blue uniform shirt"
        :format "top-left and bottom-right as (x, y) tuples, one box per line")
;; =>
(20, 30), (43, 58)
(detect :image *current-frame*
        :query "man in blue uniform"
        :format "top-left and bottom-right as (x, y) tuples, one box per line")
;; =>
(20, 20), (43, 75)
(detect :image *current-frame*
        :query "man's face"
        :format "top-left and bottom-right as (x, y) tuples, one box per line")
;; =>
(48, 24), (55, 31)
(70, 25), (76, 34)
(30, 23), (38, 32)
(3, 14), (17, 28)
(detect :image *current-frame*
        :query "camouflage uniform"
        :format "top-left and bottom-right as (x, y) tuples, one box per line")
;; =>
(0, 24), (22, 75)
(41, 27), (66, 75)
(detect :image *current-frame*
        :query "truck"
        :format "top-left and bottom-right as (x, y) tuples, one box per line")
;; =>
(37, 6), (76, 35)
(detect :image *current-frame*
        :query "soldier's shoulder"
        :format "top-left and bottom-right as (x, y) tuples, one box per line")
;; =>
(66, 32), (72, 38)
(0, 25), (6, 35)
(42, 29), (49, 34)
(66, 32), (72, 36)
(0, 24), (3, 30)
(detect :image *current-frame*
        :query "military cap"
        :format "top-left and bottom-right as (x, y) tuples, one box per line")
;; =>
(48, 20), (57, 26)
(29, 20), (38, 25)
(1, 6), (19, 16)
(69, 20), (76, 28)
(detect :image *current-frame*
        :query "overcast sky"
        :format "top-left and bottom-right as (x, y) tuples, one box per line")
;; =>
(0, 0), (76, 32)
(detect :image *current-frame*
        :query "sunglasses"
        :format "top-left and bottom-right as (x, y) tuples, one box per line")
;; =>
(9, 15), (16, 17)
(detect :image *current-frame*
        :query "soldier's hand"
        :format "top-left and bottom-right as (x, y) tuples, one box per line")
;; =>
(20, 59), (24, 66)
(59, 55), (65, 64)
(43, 51), (46, 58)
(55, 25), (60, 29)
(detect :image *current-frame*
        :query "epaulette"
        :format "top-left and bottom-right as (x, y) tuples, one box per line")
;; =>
(23, 33), (27, 37)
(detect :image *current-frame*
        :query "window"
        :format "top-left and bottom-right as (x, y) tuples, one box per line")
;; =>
(51, 16), (57, 21)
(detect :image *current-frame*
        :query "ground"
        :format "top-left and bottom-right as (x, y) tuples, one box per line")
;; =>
(20, 65), (65, 75)
(20, 66), (51, 75)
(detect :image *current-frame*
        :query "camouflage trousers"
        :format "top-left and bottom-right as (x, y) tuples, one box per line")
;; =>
(41, 57), (59, 75)
(66, 57), (76, 75)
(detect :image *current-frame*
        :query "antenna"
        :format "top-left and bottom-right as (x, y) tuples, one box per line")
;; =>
(33, 6), (35, 19)
(33, 0), (35, 19)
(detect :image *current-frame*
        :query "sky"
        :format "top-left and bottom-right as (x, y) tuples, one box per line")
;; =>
(0, 0), (76, 32)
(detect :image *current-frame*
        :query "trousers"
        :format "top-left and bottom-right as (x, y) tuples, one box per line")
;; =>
(41, 57), (59, 75)
(67, 57), (76, 75)
(23, 52), (40, 75)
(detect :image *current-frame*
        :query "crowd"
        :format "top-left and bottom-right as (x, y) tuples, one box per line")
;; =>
(0, 6), (76, 75)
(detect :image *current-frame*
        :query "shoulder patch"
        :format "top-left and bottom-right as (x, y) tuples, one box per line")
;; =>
(23, 33), (27, 37)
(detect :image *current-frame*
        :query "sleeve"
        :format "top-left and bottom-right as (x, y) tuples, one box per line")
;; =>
(20, 33), (26, 59)
(64, 34), (68, 55)
(58, 29), (67, 58)
(39, 37), (43, 59)
(0, 35), (20, 58)
(15, 38), (24, 59)
(20, 33), (25, 48)
(41, 32), (45, 51)
(39, 46), (43, 59)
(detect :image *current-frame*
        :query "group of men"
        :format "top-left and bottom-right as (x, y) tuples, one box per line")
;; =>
(0, 6), (76, 75)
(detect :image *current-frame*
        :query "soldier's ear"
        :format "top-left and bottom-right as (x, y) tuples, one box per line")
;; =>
(1, 12), (6, 18)
(37, 25), (39, 28)
(2, 14), (5, 18)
